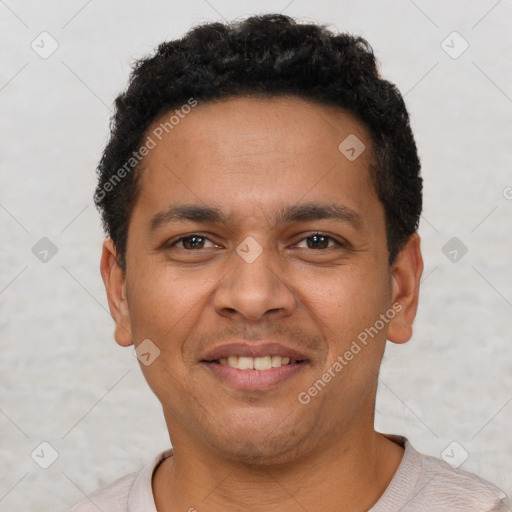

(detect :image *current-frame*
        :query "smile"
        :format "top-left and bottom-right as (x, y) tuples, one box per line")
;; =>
(215, 355), (300, 370)
(200, 342), (309, 389)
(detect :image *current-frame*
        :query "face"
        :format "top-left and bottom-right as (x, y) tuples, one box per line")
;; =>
(101, 95), (422, 464)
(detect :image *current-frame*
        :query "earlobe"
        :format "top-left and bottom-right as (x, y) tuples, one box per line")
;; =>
(387, 233), (424, 345)
(100, 238), (133, 347)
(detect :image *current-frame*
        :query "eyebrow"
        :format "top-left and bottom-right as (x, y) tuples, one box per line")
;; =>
(148, 202), (363, 233)
(149, 204), (224, 233)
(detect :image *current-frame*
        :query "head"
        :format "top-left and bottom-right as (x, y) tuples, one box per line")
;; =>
(98, 14), (423, 463)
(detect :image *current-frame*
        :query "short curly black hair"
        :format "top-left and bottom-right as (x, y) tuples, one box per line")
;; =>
(95, 13), (422, 272)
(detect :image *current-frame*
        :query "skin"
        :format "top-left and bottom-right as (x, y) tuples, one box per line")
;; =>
(101, 95), (423, 511)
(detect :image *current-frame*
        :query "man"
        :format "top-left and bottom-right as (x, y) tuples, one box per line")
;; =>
(72, 14), (509, 512)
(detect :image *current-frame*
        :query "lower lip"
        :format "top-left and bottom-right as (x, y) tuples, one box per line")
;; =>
(202, 361), (307, 390)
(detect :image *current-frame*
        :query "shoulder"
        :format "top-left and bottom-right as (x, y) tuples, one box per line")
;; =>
(409, 441), (509, 511)
(373, 435), (509, 512)
(69, 449), (173, 512)
(69, 471), (137, 512)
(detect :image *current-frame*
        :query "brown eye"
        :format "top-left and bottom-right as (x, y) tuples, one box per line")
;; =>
(170, 235), (215, 250)
(296, 234), (340, 250)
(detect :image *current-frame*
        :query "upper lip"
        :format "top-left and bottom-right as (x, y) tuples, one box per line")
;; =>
(201, 342), (309, 362)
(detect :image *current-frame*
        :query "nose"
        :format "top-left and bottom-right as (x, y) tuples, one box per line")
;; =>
(213, 242), (297, 323)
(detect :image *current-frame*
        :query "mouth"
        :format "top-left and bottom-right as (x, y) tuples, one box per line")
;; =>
(209, 355), (304, 370)
(200, 342), (309, 390)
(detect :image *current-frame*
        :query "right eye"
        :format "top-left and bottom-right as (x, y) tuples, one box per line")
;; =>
(166, 235), (218, 250)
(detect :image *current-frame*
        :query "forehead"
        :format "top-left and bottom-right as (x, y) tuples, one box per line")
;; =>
(143, 95), (373, 166)
(132, 95), (380, 229)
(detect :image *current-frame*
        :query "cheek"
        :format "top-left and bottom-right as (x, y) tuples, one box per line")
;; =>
(126, 269), (207, 406)
(126, 265), (218, 343)
(295, 263), (390, 348)
(298, 266), (389, 411)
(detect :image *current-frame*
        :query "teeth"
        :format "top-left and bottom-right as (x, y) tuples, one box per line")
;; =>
(217, 355), (296, 370)
(254, 356), (272, 370)
(271, 355), (282, 367)
(238, 356), (254, 370)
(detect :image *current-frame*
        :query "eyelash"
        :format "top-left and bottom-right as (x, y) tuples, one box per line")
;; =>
(167, 233), (345, 250)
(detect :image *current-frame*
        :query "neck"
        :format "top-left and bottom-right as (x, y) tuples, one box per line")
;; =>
(153, 429), (404, 512)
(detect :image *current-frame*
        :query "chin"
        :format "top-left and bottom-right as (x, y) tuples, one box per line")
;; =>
(220, 439), (305, 467)
(207, 415), (311, 465)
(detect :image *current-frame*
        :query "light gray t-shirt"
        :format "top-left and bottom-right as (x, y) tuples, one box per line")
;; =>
(70, 436), (510, 511)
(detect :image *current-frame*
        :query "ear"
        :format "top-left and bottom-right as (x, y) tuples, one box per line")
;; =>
(100, 238), (133, 347)
(387, 232), (424, 345)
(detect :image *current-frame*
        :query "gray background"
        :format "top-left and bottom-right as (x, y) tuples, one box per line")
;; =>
(1, 1), (511, 510)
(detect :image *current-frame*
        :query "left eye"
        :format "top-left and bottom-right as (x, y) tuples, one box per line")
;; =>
(295, 234), (340, 250)
(171, 235), (216, 250)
